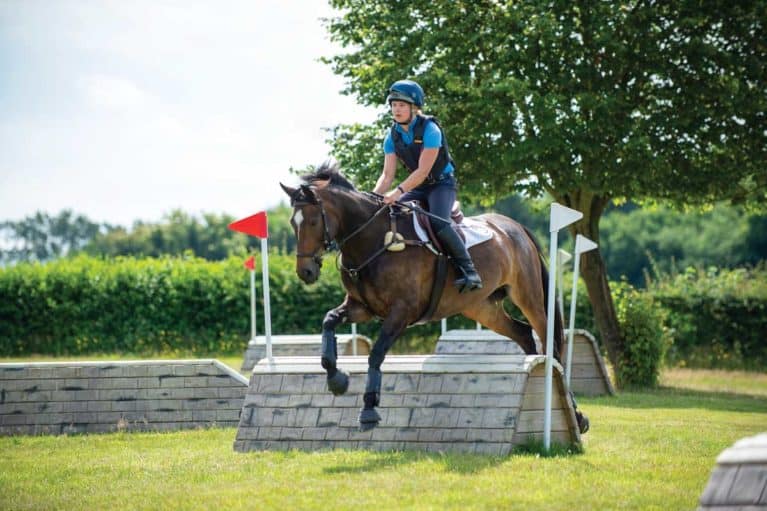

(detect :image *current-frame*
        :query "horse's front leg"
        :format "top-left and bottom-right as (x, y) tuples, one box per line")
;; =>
(359, 312), (408, 431)
(321, 296), (371, 396)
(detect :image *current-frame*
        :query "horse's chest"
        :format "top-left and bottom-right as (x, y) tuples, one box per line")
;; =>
(340, 256), (431, 319)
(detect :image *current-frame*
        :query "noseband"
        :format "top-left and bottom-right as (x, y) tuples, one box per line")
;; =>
(291, 187), (388, 268)
(292, 198), (335, 267)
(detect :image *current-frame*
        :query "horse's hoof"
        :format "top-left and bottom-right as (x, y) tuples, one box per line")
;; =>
(576, 411), (590, 434)
(358, 407), (381, 431)
(327, 369), (349, 396)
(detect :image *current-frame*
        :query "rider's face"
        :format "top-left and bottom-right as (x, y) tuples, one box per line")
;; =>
(390, 100), (413, 123)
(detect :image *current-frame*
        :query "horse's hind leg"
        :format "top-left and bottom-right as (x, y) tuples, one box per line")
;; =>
(321, 295), (371, 396)
(462, 296), (538, 354)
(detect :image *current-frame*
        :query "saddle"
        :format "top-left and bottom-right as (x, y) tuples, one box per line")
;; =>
(414, 201), (466, 250)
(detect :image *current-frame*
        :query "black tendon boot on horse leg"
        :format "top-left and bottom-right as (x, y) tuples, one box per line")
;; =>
(570, 391), (590, 434)
(358, 367), (382, 431)
(321, 308), (349, 395)
(436, 225), (483, 293)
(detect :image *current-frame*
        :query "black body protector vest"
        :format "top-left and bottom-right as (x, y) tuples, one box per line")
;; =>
(391, 114), (455, 184)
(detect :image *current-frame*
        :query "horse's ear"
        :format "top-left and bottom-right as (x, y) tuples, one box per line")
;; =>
(300, 184), (318, 204)
(280, 182), (296, 198)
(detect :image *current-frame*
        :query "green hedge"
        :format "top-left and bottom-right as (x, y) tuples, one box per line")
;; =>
(647, 266), (767, 370)
(0, 254), (345, 356)
(0, 254), (470, 357)
(564, 266), (767, 372)
(3, 255), (764, 370)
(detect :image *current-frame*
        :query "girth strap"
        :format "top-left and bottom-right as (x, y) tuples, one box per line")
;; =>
(415, 253), (448, 325)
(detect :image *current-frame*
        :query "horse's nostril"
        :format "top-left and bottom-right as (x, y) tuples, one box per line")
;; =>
(302, 268), (314, 279)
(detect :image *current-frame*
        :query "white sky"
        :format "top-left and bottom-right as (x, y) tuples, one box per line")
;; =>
(0, 0), (378, 227)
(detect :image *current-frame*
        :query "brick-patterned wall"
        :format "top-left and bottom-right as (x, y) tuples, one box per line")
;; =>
(436, 329), (526, 355)
(0, 360), (248, 436)
(233, 354), (580, 455)
(241, 335), (372, 371)
(437, 329), (614, 396)
(562, 330), (615, 396)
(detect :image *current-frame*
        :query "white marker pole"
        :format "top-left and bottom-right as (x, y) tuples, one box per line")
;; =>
(566, 235), (598, 388)
(250, 267), (257, 340)
(557, 249), (572, 329)
(544, 203), (582, 451)
(351, 322), (358, 356)
(261, 238), (273, 362)
(441, 318), (447, 336)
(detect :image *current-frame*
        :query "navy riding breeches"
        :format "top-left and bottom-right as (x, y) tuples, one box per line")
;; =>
(399, 175), (456, 232)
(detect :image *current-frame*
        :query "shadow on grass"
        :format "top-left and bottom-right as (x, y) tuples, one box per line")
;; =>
(322, 441), (583, 476)
(322, 450), (506, 476)
(582, 386), (767, 413)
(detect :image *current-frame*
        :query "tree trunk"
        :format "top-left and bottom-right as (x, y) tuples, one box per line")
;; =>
(560, 190), (626, 387)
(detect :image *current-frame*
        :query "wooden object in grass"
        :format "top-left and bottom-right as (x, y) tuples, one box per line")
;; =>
(698, 433), (767, 510)
(233, 354), (581, 455)
(436, 328), (614, 396)
(0, 360), (248, 435)
(241, 334), (372, 371)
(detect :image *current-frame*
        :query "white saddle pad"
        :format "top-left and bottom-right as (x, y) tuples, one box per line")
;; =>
(413, 215), (493, 249)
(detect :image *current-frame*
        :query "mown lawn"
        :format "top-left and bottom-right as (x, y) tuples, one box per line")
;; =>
(0, 360), (765, 511)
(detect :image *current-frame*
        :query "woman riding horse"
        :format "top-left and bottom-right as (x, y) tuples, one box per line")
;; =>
(280, 164), (589, 435)
(374, 79), (482, 293)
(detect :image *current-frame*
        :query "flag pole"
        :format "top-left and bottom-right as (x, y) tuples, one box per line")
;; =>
(250, 264), (257, 340)
(261, 238), (272, 362)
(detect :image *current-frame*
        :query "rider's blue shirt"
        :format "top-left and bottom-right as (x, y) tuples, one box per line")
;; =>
(383, 116), (455, 178)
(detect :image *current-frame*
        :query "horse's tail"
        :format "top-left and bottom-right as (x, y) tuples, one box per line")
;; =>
(522, 226), (565, 363)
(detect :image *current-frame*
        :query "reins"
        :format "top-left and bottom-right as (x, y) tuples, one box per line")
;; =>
(293, 187), (435, 281)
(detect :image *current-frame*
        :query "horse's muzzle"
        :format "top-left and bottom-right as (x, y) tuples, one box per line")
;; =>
(297, 263), (320, 284)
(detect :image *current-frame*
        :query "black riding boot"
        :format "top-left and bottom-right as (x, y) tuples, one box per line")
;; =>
(436, 225), (483, 293)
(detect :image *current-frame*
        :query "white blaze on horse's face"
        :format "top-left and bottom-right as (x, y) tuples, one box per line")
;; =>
(292, 209), (304, 231)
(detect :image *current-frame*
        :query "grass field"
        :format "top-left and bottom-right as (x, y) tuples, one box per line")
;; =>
(1, 357), (765, 510)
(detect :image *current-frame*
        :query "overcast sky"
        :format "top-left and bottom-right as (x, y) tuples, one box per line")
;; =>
(0, 0), (378, 227)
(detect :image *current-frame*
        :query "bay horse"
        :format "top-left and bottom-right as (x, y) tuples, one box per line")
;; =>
(280, 162), (588, 434)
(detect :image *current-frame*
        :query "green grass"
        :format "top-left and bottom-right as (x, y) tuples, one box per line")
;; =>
(0, 363), (765, 510)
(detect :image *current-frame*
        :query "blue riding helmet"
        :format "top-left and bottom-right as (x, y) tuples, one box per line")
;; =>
(386, 80), (425, 107)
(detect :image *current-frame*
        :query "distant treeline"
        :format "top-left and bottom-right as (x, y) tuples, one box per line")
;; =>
(1, 199), (765, 288)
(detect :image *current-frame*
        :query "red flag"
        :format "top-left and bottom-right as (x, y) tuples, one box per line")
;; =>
(243, 255), (255, 270)
(229, 211), (268, 239)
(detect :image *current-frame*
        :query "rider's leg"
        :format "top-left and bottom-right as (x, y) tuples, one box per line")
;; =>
(427, 179), (483, 292)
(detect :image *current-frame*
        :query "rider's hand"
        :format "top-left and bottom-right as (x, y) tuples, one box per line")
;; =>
(383, 188), (403, 205)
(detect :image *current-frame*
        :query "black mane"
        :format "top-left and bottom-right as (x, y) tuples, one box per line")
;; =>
(300, 161), (357, 191)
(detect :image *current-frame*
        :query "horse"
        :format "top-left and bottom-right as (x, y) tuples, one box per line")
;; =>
(280, 162), (588, 434)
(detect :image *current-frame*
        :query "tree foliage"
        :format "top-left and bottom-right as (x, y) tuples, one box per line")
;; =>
(0, 210), (106, 263)
(326, 0), (766, 206)
(323, 0), (766, 386)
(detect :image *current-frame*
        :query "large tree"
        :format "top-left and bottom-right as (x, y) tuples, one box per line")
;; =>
(324, 0), (766, 386)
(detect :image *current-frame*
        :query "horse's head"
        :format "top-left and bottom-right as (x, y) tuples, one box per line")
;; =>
(280, 181), (334, 284)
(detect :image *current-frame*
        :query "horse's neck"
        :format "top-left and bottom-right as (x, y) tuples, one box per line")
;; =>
(329, 192), (386, 251)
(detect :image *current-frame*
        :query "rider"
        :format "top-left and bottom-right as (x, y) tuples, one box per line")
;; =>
(373, 79), (482, 292)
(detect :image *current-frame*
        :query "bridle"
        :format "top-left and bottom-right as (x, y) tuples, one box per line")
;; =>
(290, 186), (389, 271)
(291, 193), (335, 267)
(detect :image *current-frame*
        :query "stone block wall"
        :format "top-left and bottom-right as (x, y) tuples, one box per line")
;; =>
(437, 329), (614, 396)
(241, 334), (372, 371)
(0, 360), (248, 435)
(233, 354), (580, 455)
(699, 433), (767, 510)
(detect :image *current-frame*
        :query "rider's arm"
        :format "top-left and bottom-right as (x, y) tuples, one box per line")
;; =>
(373, 153), (398, 194)
(395, 148), (438, 193)
(390, 120), (441, 195)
